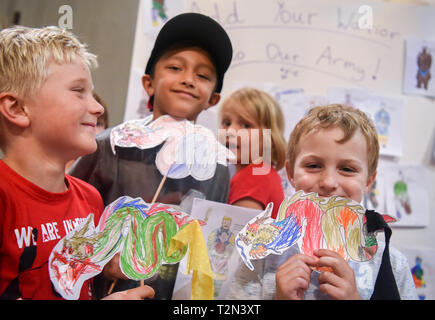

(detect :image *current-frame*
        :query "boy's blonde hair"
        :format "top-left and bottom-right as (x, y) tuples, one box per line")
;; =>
(287, 104), (380, 178)
(0, 25), (97, 98)
(222, 88), (287, 170)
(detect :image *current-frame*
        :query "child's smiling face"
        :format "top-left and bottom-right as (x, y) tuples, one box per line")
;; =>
(142, 46), (220, 121)
(286, 126), (376, 203)
(25, 57), (104, 162)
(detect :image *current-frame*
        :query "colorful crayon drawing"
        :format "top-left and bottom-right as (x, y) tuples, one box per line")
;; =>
(411, 256), (427, 300)
(412, 256), (426, 288)
(236, 191), (395, 271)
(416, 47), (432, 90)
(49, 196), (197, 300)
(393, 171), (412, 219)
(374, 107), (390, 148)
(110, 115), (234, 181)
(207, 216), (235, 296)
(152, 0), (168, 27)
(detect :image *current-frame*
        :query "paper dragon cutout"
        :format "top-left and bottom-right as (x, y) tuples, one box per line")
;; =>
(236, 191), (396, 271)
(49, 196), (199, 300)
(110, 115), (234, 181)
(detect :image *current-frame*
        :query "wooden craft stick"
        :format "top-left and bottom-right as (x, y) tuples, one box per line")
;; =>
(107, 279), (117, 295)
(151, 174), (168, 204)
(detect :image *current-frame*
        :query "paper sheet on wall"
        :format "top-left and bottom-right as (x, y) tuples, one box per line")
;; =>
(279, 92), (330, 142)
(363, 168), (387, 214)
(383, 164), (430, 227)
(403, 38), (435, 98)
(141, 0), (186, 35)
(397, 246), (435, 300)
(363, 95), (404, 158)
(327, 87), (404, 157)
(172, 198), (260, 300)
(230, 80), (329, 143)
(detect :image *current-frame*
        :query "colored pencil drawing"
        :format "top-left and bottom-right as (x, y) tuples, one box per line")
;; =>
(49, 196), (197, 300)
(411, 256), (426, 290)
(393, 171), (412, 219)
(206, 216), (235, 297)
(400, 246), (435, 300)
(374, 107), (390, 148)
(236, 191), (395, 271)
(152, 0), (168, 26)
(110, 115), (234, 181)
(403, 39), (435, 98)
(416, 47), (432, 90)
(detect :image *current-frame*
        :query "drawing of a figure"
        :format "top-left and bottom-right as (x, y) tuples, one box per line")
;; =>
(152, 0), (168, 27)
(207, 216), (235, 296)
(374, 107), (390, 148)
(411, 256), (426, 300)
(416, 47), (432, 90)
(393, 171), (412, 219)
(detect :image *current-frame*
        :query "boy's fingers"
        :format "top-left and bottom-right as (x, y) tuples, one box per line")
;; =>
(314, 249), (349, 278)
(280, 253), (319, 269)
(131, 285), (155, 299)
(104, 285), (155, 300)
(314, 248), (341, 258)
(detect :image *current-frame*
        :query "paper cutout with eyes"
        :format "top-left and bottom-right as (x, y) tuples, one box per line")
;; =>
(110, 115), (234, 180)
(236, 191), (395, 271)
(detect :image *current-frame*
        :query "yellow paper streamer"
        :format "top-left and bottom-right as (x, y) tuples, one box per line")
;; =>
(168, 220), (214, 300)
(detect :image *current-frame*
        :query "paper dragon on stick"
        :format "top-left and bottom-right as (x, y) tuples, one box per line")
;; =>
(110, 114), (234, 181)
(236, 191), (396, 271)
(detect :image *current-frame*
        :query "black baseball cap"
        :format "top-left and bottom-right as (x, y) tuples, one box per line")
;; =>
(145, 12), (233, 93)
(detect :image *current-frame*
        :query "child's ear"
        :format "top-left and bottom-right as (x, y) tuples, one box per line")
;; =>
(285, 160), (296, 188)
(205, 92), (221, 110)
(142, 74), (155, 98)
(0, 93), (30, 128)
(365, 170), (377, 193)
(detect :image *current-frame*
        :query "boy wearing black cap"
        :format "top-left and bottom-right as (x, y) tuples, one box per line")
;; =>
(69, 13), (233, 299)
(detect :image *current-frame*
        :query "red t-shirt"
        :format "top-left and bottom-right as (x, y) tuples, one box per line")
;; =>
(0, 160), (104, 300)
(228, 163), (284, 219)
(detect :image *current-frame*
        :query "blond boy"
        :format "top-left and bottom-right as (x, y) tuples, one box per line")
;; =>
(228, 104), (417, 300)
(0, 26), (153, 300)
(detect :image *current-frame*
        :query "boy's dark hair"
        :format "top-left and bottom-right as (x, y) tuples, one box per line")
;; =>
(145, 13), (233, 94)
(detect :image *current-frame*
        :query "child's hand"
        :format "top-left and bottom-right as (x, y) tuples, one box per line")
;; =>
(275, 254), (318, 300)
(102, 253), (129, 281)
(314, 249), (361, 300)
(102, 285), (155, 300)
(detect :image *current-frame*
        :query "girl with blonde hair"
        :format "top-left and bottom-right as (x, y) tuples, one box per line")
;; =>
(220, 87), (287, 218)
